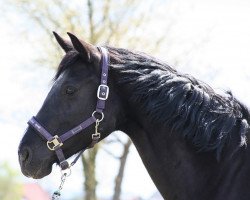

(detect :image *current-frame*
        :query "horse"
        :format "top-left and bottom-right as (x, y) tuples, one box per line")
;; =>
(18, 32), (250, 200)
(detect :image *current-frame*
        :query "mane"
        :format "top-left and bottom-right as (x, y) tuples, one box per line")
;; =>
(107, 46), (250, 158)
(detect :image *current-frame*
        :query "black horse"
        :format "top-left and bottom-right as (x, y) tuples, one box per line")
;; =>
(18, 33), (250, 200)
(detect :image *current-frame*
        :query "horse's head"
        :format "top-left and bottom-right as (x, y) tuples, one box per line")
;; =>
(18, 32), (123, 179)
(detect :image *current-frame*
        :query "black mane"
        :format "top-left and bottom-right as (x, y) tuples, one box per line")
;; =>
(108, 46), (250, 158)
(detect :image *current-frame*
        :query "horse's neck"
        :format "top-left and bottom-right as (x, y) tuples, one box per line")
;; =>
(121, 118), (202, 199)
(111, 67), (210, 199)
(121, 117), (250, 200)
(110, 59), (250, 199)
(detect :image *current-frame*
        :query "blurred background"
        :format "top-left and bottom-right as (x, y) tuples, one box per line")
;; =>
(1, 0), (250, 199)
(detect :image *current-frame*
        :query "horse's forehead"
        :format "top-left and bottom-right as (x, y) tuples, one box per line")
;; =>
(53, 62), (85, 87)
(53, 70), (68, 87)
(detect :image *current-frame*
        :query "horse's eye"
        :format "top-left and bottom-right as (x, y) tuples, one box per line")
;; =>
(65, 86), (77, 95)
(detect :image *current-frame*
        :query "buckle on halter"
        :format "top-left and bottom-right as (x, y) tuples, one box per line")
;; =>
(47, 135), (63, 151)
(97, 85), (109, 100)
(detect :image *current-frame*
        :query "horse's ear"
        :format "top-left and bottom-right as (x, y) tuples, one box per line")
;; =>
(53, 32), (73, 53)
(67, 32), (93, 62)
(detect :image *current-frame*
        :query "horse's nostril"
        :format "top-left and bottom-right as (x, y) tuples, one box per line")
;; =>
(19, 147), (31, 163)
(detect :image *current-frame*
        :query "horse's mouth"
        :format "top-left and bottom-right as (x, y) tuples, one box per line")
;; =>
(20, 161), (53, 179)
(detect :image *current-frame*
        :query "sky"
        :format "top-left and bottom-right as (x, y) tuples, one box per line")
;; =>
(1, 0), (250, 199)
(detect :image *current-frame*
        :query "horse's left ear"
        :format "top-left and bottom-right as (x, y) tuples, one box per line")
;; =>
(67, 32), (98, 63)
(53, 32), (73, 53)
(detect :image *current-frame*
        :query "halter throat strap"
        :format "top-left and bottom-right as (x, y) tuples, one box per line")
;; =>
(28, 47), (109, 170)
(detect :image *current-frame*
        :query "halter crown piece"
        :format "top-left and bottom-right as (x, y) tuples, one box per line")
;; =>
(27, 47), (110, 199)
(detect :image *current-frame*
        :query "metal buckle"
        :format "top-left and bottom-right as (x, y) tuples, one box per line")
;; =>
(47, 135), (63, 151)
(97, 85), (109, 100)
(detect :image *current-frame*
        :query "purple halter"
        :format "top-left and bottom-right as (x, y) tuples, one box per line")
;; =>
(28, 47), (109, 170)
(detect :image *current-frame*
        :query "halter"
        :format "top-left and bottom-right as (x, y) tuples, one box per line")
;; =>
(27, 47), (109, 171)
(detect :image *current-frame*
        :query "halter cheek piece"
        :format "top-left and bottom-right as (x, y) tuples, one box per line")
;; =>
(27, 47), (109, 170)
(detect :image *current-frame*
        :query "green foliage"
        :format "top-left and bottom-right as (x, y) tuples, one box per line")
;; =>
(0, 162), (23, 200)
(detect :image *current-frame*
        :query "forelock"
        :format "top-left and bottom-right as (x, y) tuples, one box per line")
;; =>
(53, 50), (80, 81)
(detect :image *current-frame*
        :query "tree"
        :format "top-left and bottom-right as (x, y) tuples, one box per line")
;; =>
(0, 162), (23, 200)
(112, 138), (132, 200)
(5, 1), (168, 199)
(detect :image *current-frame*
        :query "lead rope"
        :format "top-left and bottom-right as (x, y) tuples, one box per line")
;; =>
(52, 169), (70, 200)
(51, 119), (102, 200)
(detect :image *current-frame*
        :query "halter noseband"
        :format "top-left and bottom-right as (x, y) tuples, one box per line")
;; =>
(27, 47), (110, 170)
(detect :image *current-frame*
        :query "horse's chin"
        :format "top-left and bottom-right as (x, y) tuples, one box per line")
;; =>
(20, 162), (53, 179)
